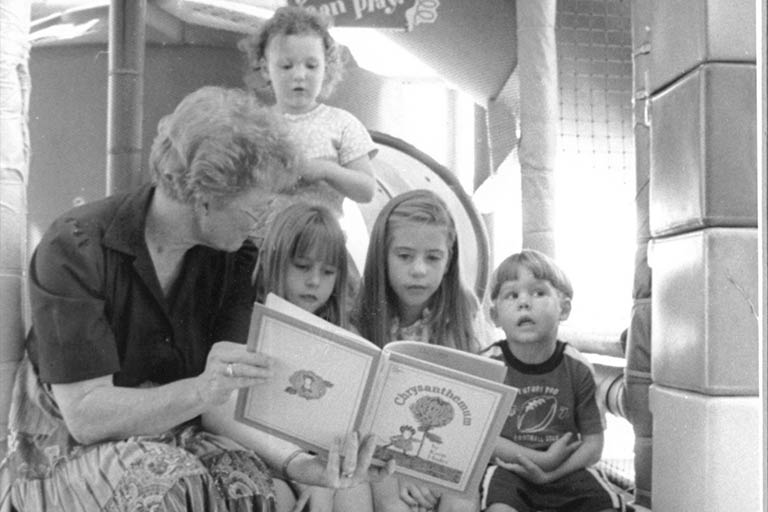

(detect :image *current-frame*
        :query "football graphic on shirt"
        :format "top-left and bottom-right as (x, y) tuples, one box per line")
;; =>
(516, 395), (558, 433)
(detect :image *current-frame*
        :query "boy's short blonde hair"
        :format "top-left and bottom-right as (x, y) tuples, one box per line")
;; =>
(489, 249), (574, 301)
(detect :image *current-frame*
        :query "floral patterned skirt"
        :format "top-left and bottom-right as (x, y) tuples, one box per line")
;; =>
(3, 358), (275, 512)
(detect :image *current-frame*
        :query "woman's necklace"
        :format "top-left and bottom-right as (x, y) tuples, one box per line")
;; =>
(146, 239), (186, 296)
(144, 215), (189, 297)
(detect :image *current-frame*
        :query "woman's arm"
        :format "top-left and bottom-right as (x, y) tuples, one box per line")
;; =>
(301, 156), (375, 203)
(53, 376), (205, 444)
(53, 341), (272, 444)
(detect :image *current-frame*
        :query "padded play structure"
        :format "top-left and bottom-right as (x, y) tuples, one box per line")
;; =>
(1, 1), (764, 511)
(631, 1), (760, 509)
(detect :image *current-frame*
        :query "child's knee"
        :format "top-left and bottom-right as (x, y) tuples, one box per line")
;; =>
(374, 500), (411, 512)
(371, 481), (410, 512)
(334, 484), (374, 512)
(372, 492), (411, 512)
(438, 494), (480, 512)
(272, 478), (296, 512)
(484, 504), (517, 512)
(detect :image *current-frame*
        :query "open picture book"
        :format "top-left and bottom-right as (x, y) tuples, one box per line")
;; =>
(235, 294), (518, 496)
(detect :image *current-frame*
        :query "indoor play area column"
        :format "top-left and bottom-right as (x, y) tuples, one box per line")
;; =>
(643, 1), (759, 510)
(0, 0), (30, 461)
(626, 1), (653, 507)
(517, 0), (557, 255)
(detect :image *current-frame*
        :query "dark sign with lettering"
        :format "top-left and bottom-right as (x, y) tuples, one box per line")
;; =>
(287, 0), (439, 31)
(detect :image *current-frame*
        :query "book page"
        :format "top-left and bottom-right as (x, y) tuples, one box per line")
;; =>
(265, 293), (368, 343)
(235, 298), (381, 455)
(384, 341), (507, 382)
(364, 352), (517, 495)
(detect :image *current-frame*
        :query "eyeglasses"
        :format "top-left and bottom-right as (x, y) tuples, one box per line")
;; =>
(239, 207), (260, 223)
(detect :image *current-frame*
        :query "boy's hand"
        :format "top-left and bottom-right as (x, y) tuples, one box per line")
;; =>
(541, 432), (581, 469)
(400, 481), (439, 511)
(495, 454), (554, 485)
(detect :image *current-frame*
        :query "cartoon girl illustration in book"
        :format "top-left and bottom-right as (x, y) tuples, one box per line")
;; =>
(285, 369), (334, 400)
(380, 395), (456, 459)
(384, 425), (418, 454)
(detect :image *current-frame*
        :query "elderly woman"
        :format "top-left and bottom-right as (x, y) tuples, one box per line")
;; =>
(4, 86), (388, 511)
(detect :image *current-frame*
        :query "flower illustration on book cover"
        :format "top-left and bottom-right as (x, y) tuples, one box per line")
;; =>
(410, 395), (455, 457)
(285, 370), (334, 400)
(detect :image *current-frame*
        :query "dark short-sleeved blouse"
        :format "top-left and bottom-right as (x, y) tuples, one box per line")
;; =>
(26, 183), (258, 387)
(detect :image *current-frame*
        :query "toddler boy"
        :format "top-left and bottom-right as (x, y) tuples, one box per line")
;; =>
(481, 249), (624, 512)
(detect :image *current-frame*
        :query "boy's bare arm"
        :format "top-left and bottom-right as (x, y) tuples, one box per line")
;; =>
(546, 432), (603, 480)
(494, 432), (580, 472)
(301, 156), (375, 203)
(498, 432), (604, 484)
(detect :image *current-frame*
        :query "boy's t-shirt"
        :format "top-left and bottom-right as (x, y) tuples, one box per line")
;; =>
(486, 340), (604, 450)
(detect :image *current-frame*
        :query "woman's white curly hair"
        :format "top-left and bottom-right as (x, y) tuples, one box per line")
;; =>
(149, 86), (299, 206)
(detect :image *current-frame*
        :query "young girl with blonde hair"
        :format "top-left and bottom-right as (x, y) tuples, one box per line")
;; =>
(253, 201), (373, 512)
(353, 189), (491, 512)
(254, 201), (349, 327)
(240, 6), (377, 216)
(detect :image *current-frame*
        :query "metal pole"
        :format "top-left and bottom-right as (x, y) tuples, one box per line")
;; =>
(106, 0), (147, 195)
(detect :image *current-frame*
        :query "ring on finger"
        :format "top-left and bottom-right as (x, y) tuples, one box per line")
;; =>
(226, 363), (234, 377)
(342, 469), (355, 479)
